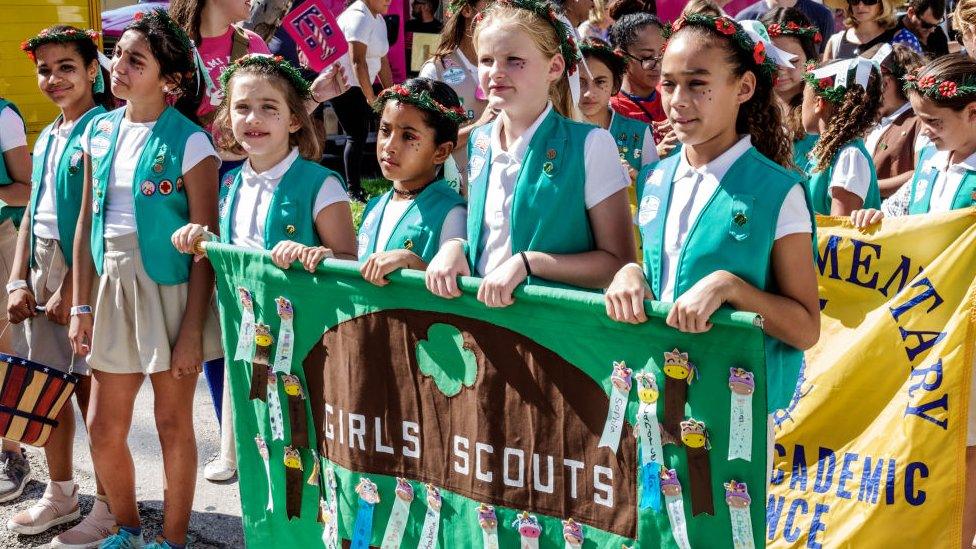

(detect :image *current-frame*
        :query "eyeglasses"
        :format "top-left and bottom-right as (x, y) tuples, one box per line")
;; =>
(847, 0), (880, 6)
(918, 17), (944, 30)
(622, 51), (663, 70)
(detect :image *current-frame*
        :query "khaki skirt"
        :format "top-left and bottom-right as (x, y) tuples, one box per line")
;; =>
(0, 219), (28, 356)
(88, 232), (222, 375)
(25, 236), (87, 375)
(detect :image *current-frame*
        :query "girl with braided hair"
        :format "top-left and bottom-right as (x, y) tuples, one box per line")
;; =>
(801, 55), (883, 215)
(358, 78), (467, 283)
(68, 10), (224, 549)
(852, 54), (976, 546)
(425, 0), (634, 307)
(3, 26), (115, 545)
(604, 14), (821, 417)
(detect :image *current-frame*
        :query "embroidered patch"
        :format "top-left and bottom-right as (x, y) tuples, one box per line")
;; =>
(92, 199), (100, 214)
(914, 180), (928, 203)
(648, 169), (664, 188)
(140, 180), (156, 196)
(97, 120), (113, 134)
(442, 67), (466, 85)
(176, 177), (184, 191)
(158, 179), (173, 195)
(638, 195), (660, 225)
(222, 174), (234, 188)
(69, 150), (83, 175)
(357, 232), (370, 255)
(403, 238), (414, 250)
(469, 156), (486, 180)
(543, 162), (554, 176)
(89, 136), (110, 159)
(546, 148), (557, 160)
(474, 135), (489, 153)
(285, 224), (297, 235)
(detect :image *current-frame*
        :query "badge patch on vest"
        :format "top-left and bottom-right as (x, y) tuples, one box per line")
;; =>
(285, 224), (297, 235)
(158, 180), (173, 195)
(543, 162), (554, 176)
(914, 179), (928, 203)
(177, 177), (185, 191)
(647, 169), (664, 188)
(474, 135), (489, 153)
(141, 180), (156, 196)
(638, 195), (660, 225)
(442, 67), (466, 85)
(92, 198), (100, 215)
(469, 156), (486, 180)
(89, 136), (111, 159)
(97, 120), (113, 134)
(68, 150), (83, 175)
(222, 174), (234, 188)
(357, 232), (370, 256)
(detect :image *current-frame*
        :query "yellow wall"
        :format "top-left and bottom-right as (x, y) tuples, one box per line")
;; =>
(0, 0), (103, 141)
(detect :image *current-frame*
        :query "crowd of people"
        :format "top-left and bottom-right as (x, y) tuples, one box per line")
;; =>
(0, 0), (974, 547)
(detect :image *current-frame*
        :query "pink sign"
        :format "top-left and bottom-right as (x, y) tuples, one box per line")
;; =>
(282, 0), (349, 72)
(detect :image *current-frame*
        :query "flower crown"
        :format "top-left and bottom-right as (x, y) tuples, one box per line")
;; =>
(221, 54), (312, 100)
(374, 84), (468, 124)
(475, 0), (582, 76)
(579, 39), (624, 63)
(132, 9), (195, 61)
(802, 66), (847, 104)
(766, 21), (822, 44)
(21, 27), (100, 61)
(903, 71), (976, 100)
(665, 14), (777, 81)
(447, 0), (474, 15)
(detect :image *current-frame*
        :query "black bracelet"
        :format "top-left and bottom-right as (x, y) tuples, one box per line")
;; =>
(519, 251), (532, 277)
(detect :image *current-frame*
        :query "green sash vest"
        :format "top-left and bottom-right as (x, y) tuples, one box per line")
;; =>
(358, 180), (464, 263)
(466, 109), (594, 276)
(218, 158), (344, 250)
(637, 147), (812, 410)
(805, 139), (880, 214)
(0, 99), (27, 227)
(907, 144), (976, 214)
(29, 106), (106, 267)
(793, 134), (818, 170)
(89, 106), (207, 285)
(609, 111), (651, 171)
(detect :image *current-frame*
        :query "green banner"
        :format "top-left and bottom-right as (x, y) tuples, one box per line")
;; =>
(207, 243), (770, 548)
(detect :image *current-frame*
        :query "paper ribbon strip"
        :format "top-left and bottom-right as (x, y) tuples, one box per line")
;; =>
(282, 374), (310, 448)
(661, 469), (691, 549)
(284, 446), (304, 519)
(321, 466), (339, 549)
(512, 511), (542, 549)
(267, 369), (285, 441)
(562, 518), (584, 549)
(598, 361), (633, 452)
(477, 504), (500, 549)
(235, 287), (256, 361)
(728, 368), (755, 462)
(255, 435), (273, 512)
(635, 372), (665, 511)
(351, 478), (380, 549)
(251, 324), (273, 400)
(681, 418), (714, 516)
(726, 480), (756, 549)
(417, 483), (443, 549)
(380, 478), (414, 549)
(663, 349), (697, 441)
(307, 452), (320, 486)
(273, 297), (295, 374)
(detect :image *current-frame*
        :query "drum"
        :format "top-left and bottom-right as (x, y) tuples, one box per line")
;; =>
(0, 352), (78, 447)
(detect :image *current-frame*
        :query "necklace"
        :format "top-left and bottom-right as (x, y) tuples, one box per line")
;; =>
(392, 181), (433, 198)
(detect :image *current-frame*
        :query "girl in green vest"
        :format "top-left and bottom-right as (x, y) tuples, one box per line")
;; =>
(3, 26), (117, 545)
(800, 56), (883, 215)
(604, 14), (821, 415)
(359, 78), (467, 284)
(760, 7), (822, 168)
(425, 0), (635, 306)
(851, 52), (976, 548)
(67, 10), (223, 549)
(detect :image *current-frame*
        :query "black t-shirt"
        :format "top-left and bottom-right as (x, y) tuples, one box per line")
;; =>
(406, 18), (443, 34)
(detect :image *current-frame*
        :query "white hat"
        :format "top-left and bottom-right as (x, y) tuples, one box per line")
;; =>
(739, 20), (798, 69)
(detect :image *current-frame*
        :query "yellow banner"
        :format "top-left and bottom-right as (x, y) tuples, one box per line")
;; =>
(768, 209), (976, 548)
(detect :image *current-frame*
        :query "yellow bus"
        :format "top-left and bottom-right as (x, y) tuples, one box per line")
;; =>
(0, 0), (103, 142)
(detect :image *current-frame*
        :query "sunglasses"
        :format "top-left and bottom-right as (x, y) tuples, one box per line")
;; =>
(918, 18), (944, 30)
(847, 0), (880, 6)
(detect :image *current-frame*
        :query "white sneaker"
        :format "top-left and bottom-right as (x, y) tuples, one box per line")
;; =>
(50, 497), (115, 549)
(203, 456), (237, 482)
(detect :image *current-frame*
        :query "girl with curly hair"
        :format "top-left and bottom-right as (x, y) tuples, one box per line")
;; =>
(604, 14), (820, 417)
(801, 56), (883, 215)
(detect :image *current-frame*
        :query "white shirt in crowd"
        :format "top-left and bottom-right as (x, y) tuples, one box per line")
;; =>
(889, 148), (976, 215)
(32, 108), (101, 240)
(827, 144), (873, 202)
(337, 0), (390, 89)
(82, 117), (219, 237)
(475, 103), (630, 277)
(658, 136), (812, 302)
(360, 196), (466, 256)
(0, 106), (27, 154)
(230, 148), (348, 249)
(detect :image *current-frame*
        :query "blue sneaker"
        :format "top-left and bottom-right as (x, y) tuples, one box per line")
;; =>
(99, 527), (145, 548)
(144, 537), (185, 549)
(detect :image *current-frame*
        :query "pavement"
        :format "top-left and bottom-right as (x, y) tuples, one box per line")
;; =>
(0, 376), (244, 548)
